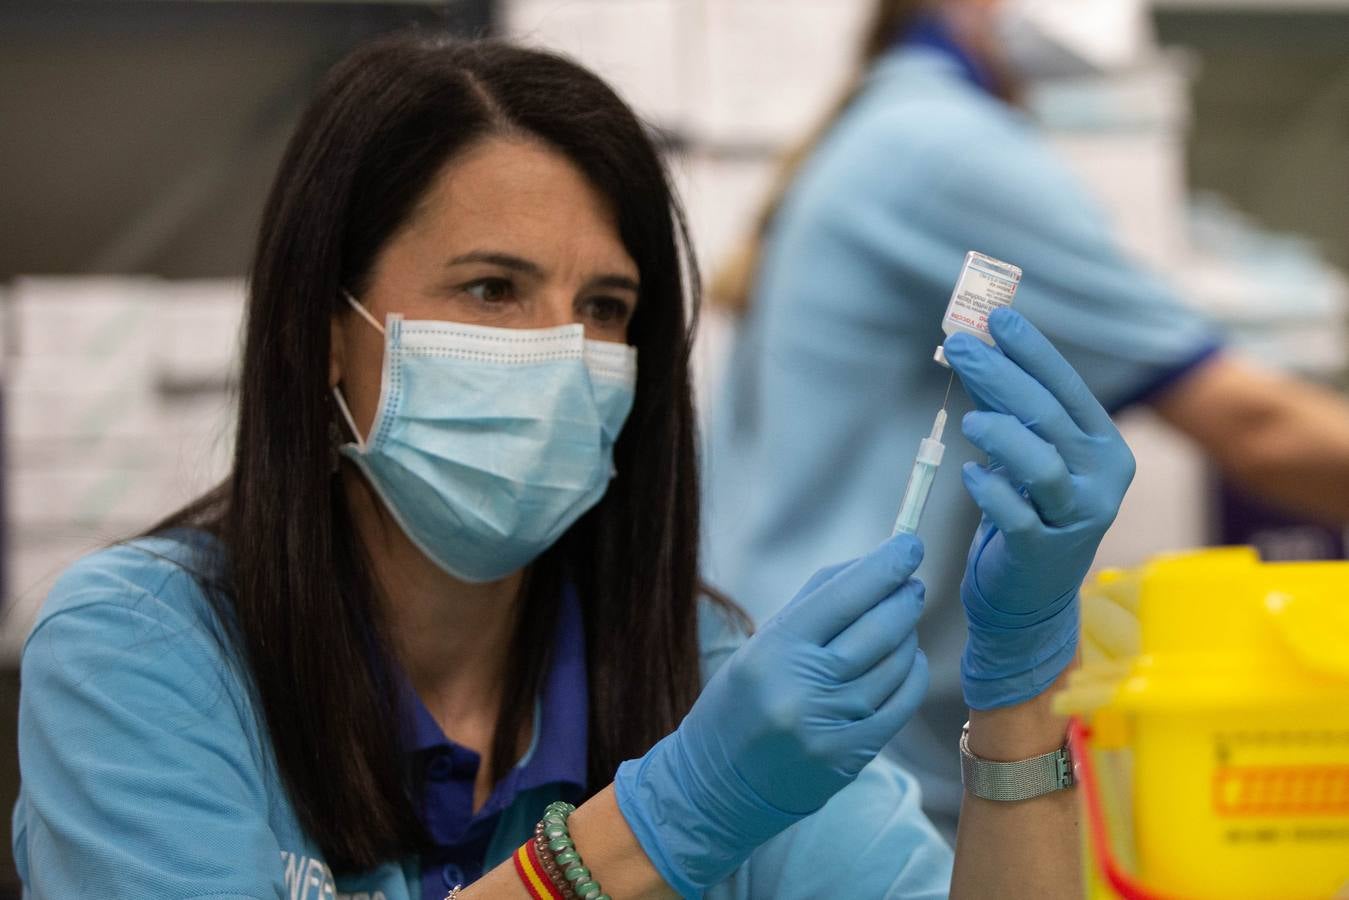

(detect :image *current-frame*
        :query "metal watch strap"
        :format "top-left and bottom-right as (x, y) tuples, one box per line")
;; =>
(959, 721), (1074, 802)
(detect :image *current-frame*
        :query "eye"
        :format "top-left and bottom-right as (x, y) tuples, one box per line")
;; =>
(584, 296), (632, 325)
(463, 278), (514, 304)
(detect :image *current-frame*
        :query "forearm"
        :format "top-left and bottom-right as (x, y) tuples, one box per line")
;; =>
(465, 785), (676, 899)
(1153, 355), (1349, 522)
(950, 670), (1081, 900)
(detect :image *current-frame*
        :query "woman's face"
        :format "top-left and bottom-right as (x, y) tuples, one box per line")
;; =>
(330, 136), (641, 439)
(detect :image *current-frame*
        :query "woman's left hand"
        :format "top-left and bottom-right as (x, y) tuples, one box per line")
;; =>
(943, 308), (1135, 710)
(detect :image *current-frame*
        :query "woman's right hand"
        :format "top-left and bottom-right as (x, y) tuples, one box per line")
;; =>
(614, 534), (930, 897)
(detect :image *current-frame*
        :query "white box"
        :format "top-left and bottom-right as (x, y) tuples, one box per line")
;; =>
(7, 384), (164, 441)
(2, 530), (113, 660)
(148, 391), (237, 444)
(8, 354), (156, 396)
(505, 0), (690, 128)
(9, 466), (187, 531)
(674, 151), (777, 277)
(7, 370), (234, 442)
(1032, 56), (1195, 273)
(690, 0), (869, 146)
(9, 276), (160, 361)
(1094, 408), (1210, 570)
(8, 418), (233, 523)
(1047, 131), (1190, 273)
(153, 279), (245, 388)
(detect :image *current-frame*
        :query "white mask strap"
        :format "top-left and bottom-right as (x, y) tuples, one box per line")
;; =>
(331, 385), (366, 452)
(334, 289), (381, 452)
(342, 289), (385, 335)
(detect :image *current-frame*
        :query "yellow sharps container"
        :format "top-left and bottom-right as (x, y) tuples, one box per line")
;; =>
(1059, 547), (1349, 899)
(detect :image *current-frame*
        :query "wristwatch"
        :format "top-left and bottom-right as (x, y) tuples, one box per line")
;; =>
(959, 721), (1074, 802)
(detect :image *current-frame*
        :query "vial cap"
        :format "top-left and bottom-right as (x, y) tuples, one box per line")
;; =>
(933, 345), (950, 368)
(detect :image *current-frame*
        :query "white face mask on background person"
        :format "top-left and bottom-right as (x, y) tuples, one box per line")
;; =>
(995, 0), (1155, 79)
(333, 292), (638, 583)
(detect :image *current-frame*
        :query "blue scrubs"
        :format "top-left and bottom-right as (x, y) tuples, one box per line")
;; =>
(14, 532), (952, 898)
(701, 39), (1223, 834)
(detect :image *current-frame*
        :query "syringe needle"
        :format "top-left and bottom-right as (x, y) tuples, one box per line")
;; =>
(941, 370), (955, 412)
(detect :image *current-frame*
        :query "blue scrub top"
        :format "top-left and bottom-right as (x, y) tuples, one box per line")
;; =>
(701, 43), (1223, 833)
(14, 531), (953, 898)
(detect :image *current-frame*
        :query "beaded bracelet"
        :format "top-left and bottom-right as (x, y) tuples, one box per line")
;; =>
(530, 825), (577, 900)
(513, 801), (611, 900)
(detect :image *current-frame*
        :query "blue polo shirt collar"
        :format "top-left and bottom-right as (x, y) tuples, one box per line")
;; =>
(894, 12), (998, 96)
(401, 582), (588, 847)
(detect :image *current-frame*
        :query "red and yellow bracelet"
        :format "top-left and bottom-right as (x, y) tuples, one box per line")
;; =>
(513, 836), (566, 900)
(514, 801), (609, 900)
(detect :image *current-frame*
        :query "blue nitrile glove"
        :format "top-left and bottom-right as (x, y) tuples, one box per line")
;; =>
(943, 309), (1135, 710)
(614, 534), (930, 897)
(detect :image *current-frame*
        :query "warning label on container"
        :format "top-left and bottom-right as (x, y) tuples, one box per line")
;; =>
(1214, 765), (1349, 817)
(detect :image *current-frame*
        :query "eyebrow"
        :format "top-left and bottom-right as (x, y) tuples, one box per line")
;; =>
(447, 251), (543, 276)
(586, 274), (640, 294)
(448, 250), (639, 295)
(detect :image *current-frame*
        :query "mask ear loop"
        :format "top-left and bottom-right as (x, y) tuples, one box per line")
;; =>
(343, 289), (386, 334)
(331, 385), (365, 452)
(331, 289), (386, 452)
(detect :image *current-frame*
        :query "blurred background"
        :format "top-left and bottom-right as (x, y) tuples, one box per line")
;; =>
(1, 0), (1348, 893)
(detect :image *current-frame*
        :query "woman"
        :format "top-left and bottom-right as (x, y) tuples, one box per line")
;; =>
(704, 0), (1349, 841)
(14, 34), (1132, 899)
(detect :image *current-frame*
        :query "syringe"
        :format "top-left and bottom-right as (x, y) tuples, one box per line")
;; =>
(893, 250), (1020, 537)
(891, 400), (949, 537)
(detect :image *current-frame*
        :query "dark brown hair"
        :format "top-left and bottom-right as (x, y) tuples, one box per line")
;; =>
(156, 33), (711, 872)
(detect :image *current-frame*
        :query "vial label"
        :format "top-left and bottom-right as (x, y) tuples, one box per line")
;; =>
(945, 251), (1022, 340)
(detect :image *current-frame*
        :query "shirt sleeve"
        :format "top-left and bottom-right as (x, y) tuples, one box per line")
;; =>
(910, 106), (1225, 412)
(14, 563), (285, 900)
(696, 596), (751, 685)
(709, 757), (953, 900)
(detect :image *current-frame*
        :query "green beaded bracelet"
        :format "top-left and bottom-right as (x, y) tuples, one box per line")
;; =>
(535, 801), (611, 900)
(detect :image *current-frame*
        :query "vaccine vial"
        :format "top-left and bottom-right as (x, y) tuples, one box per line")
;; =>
(933, 251), (1022, 367)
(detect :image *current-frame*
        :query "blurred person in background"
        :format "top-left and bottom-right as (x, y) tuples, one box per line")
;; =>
(705, 0), (1349, 839)
(13, 33), (1135, 900)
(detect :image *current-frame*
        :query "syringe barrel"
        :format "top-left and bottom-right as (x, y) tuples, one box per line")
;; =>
(892, 459), (939, 536)
(915, 436), (945, 467)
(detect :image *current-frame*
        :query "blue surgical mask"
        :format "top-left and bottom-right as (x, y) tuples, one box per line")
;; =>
(333, 292), (637, 582)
